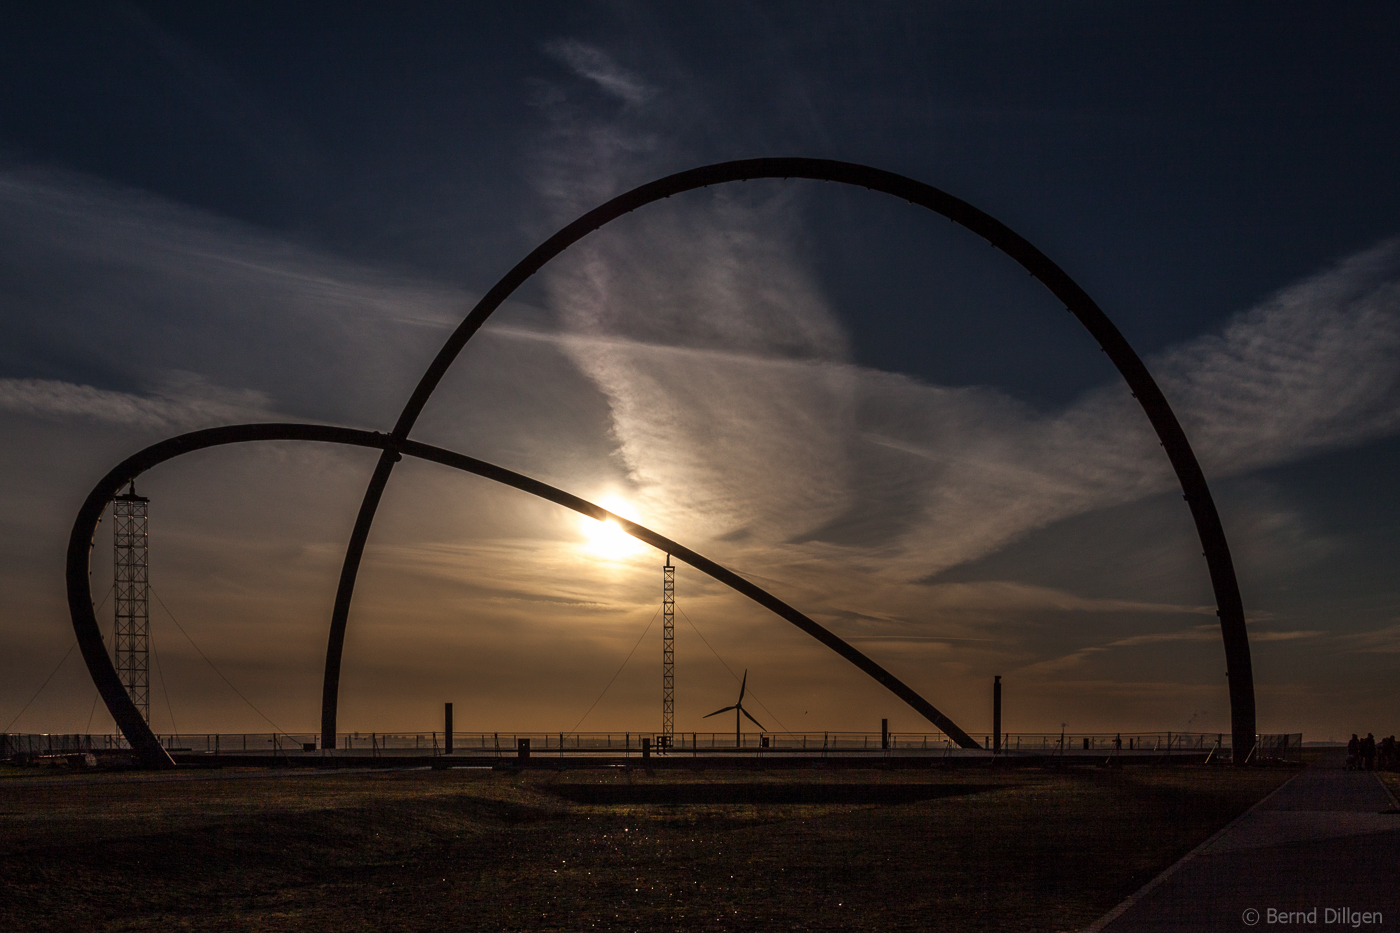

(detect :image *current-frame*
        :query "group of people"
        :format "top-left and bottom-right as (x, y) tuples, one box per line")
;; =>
(1346, 732), (1397, 770)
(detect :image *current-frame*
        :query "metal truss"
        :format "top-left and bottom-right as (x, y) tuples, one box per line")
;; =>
(662, 557), (675, 747)
(112, 488), (150, 724)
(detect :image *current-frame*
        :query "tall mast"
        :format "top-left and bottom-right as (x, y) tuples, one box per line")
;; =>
(662, 556), (674, 748)
(113, 483), (151, 724)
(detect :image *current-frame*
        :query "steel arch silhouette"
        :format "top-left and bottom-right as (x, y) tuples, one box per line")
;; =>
(68, 158), (1257, 768)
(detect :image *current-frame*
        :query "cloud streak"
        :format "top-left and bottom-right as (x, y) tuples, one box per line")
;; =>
(874, 239), (1400, 578)
(518, 41), (1400, 610)
(530, 177), (1400, 586)
(544, 39), (656, 107)
(1018, 624), (1325, 677)
(0, 169), (467, 428)
(9, 44), (1395, 658)
(1340, 622), (1400, 654)
(0, 375), (272, 430)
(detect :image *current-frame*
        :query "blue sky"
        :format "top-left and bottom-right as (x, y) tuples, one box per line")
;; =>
(2, 2), (1397, 741)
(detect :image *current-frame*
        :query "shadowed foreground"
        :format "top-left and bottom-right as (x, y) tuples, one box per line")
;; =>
(0, 764), (1292, 932)
(1098, 752), (1400, 931)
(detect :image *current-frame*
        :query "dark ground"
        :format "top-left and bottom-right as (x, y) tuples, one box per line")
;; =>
(0, 761), (1295, 932)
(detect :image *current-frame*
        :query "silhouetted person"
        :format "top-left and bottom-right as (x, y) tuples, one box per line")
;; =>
(1362, 733), (1377, 771)
(1347, 734), (1360, 770)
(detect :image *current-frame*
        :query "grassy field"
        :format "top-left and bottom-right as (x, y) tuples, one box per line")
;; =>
(0, 762), (1294, 932)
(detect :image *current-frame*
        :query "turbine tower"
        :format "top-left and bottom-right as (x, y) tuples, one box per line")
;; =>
(704, 670), (764, 748)
(662, 556), (674, 748)
(113, 483), (150, 723)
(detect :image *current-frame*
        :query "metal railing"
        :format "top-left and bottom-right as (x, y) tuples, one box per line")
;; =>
(4, 730), (1300, 761)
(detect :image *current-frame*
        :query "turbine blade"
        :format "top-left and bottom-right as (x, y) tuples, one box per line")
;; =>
(738, 670), (747, 703)
(740, 706), (766, 731)
(703, 706), (736, 718)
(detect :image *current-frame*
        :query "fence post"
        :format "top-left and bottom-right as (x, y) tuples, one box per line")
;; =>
(992, 675), (1002, 753)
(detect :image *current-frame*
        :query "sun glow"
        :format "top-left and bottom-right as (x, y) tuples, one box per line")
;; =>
(579, 495), (647, 559)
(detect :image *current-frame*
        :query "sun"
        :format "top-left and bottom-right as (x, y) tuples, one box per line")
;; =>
(579, 495), (647, 559)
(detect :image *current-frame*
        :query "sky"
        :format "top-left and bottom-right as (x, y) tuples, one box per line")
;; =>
(2, 2), (1398, 743)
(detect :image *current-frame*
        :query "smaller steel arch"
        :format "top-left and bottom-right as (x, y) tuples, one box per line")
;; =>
(67, 423), (980, 768)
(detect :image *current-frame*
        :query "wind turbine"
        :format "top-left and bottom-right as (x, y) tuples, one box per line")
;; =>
(703, 670), (765, 748)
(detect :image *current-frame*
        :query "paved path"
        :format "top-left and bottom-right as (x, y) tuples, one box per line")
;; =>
(1092, 753), (1400, 932)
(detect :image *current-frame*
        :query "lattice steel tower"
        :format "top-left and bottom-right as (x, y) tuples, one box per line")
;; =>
(113, 484), (150, 723)
(662, 556), (674, 747)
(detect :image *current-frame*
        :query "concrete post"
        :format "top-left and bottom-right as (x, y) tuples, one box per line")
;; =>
(444, 702), (453, 755)
(881, 718), (889, 749)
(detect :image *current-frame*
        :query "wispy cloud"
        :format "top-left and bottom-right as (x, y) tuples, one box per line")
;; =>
(1159, 240), (1400, 473)
(530, 171), (1400, 585)
(522, 41), (1400, 648)
(544, 39), (656, 106)
(0, 169), (467, 427)
(1339, 622), (1400, 654)
(0, 375), (271, 429)
(540, 236), (1400, 585)
(1018, 624), (1324, 676)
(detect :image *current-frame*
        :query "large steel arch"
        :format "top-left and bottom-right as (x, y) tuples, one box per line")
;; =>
(67, 424), (980, 768)
(324, 158), (1255, 763)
